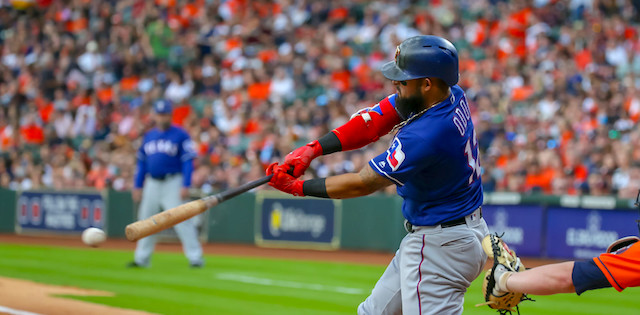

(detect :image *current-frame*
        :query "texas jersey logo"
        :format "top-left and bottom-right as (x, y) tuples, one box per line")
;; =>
(386, 138), (405, 171)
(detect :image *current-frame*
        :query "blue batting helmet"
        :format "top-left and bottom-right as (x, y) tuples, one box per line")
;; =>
(153, 99), (173, 114)
(381, 35), (459, 86)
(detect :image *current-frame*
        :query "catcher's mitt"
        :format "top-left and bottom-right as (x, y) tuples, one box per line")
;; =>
(476, 234), (531, 315)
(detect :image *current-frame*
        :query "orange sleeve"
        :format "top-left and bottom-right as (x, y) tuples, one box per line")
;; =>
(593, 242), (640, 291)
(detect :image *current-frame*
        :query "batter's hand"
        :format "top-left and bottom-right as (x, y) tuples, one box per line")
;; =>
(266, 163), (304, 196)
(283, 140), (323, 178)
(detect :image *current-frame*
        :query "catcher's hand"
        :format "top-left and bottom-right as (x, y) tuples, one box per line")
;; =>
(476, 234), (530, 315)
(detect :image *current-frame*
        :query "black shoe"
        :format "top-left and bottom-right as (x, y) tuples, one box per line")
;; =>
(127, 261), (147, 268)
(190, 262), (203, 268)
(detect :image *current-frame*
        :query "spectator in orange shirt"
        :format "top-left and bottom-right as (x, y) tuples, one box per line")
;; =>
(524, 161), (553, 193)
(20, 114), (44, 145)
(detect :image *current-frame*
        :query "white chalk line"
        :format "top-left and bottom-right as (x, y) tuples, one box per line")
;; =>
(0, 305), (41, 315)
(215, 273), (366, 295)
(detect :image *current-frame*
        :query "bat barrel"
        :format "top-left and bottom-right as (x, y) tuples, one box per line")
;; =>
(125, 199), (207, 241)
(125, 175), (273, 242)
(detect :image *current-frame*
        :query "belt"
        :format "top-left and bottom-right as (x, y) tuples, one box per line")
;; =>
(440, 216), (468, 228)
(151, 173), (177, 180)
(405, 207), (482, 233)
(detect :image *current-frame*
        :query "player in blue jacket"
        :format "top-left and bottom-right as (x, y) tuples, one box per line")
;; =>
(267, 35), (488, 314)
(129, 100), (204, 268)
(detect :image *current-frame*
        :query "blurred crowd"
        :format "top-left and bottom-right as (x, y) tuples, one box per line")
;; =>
(1, 0), (640, 198)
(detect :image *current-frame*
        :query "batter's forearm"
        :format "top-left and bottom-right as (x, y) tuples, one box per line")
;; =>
(331, 98), (401, 151)
(325, 173), (377, 199)
(305, 165), (393, 199)
(301, 174), (372, 199)
(316, 132), (342, 155)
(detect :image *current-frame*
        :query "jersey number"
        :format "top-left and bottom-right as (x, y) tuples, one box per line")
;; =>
(465, 129), (480, 184)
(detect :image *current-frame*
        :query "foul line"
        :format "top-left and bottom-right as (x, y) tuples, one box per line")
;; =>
(0, 305), (41, 315)
(216, 273), (366, 295)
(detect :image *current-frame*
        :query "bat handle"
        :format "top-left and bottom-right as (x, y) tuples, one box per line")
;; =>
(203, 174), (273, 207)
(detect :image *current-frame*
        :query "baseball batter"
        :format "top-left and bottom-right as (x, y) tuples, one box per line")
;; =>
(129, 99), (203, 268)
(267, 35), (489, 314)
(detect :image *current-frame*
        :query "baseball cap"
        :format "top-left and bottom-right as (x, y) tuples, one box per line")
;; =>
(153, 99), (173, 114)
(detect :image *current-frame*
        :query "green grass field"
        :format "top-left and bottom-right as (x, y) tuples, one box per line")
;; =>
(0, 243), (637, 314)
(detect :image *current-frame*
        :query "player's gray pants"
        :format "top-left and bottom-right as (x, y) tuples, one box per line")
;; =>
(358, 208), (488, 315)
(134, 174), (203, 266)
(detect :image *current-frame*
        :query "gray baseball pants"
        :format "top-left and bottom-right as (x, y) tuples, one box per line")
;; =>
(358, 208), (488, 315)
(134, 174), (203, 266)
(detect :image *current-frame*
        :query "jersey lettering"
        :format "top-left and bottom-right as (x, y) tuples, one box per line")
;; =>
(465, 129), (481, 184)
(144, 140), (178, 156)
(386, 138), (405, 171)
(452, 95), (471, 136)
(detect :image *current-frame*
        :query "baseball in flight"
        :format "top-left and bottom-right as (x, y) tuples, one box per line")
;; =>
(82, 227), (106, 247)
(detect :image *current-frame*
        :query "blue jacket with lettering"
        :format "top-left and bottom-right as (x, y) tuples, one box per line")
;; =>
(134, 125), (196, 188)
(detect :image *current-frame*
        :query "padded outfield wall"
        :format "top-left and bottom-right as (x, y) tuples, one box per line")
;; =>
(1, 188), (638, 259)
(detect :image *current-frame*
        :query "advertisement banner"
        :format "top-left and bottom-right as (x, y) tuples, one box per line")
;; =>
(482, 205), (545, 257)
(256, 194), (340, 249)
(546, 207), (639, 259)
(16, 191), (105, 233)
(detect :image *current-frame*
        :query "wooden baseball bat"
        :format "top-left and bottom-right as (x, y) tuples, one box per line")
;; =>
(125, 174), (273, 241)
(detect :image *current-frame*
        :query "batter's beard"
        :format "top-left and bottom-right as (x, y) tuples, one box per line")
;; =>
(396, 94), (425, 120)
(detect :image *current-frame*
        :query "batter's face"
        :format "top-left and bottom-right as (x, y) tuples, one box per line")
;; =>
(393, 77), (432, 98)
(393, 78), (431, 120)
(155, 113), (172, 130)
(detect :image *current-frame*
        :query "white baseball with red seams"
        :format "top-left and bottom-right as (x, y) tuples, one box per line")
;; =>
(82, 227), (106, 247)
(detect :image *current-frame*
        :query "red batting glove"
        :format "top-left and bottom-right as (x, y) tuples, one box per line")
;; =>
(266, 163), (304, 196)
(283, 140), (323, 178)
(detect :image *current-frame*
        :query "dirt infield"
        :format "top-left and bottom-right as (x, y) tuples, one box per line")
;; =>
(0, 277), (156, 315)
(0, 234), (563, 315)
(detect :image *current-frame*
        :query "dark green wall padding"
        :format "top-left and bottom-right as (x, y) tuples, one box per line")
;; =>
(0, 188), (16, 233)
